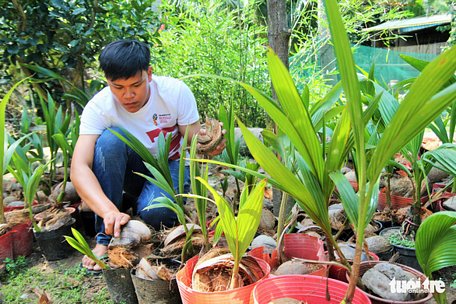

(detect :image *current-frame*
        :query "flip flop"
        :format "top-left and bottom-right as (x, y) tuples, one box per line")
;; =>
(80, 254), (109, 276)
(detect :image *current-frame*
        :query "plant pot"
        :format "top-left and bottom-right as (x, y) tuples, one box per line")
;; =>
(0, 229), (14, 261)
(283, 233), (327, 276)
(379, 227), (421, 272)
(34, 218), (75, 261)
(376, 247), (394, 262)
(329, 252), (380, 283)
(392, 244), (421, 272)
(252, 274), (371, 304)
(176, 255), (270, 304)
(351, 261), (432, 304)
(248, 246), (279, 270)
(283, 234), (326, 261)
(103, 267), (138, 304)
(4, 200), (38, 212)
(131, 268), (181, 304)
(12, 220), (33, 258)
(377, 188), (428, 211)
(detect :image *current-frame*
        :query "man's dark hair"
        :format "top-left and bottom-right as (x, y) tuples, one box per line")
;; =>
(99, 39), (150, 81)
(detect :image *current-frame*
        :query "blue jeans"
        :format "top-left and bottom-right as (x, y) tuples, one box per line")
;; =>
(92, 128), (190, 245)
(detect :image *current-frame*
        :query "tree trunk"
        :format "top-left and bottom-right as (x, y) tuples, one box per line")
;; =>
(267, 0), (290, 71)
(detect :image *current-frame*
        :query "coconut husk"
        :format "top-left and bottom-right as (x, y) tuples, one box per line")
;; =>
(48, 181), (79, 204)
(274, 259), (324, 275)
(36, 206), (73, 231)
(329, 208), (347, 230)
(192, 252), (264, 292)
(163, 224), (201, 247)
(259, 208), (276, 233)
(160, 233), (205, 256)
(107, 220), (152, 269)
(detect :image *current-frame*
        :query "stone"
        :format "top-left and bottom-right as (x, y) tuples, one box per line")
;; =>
(362, 262), (417, 301)
(365, 235), (392, 254)
(443, 196), (456, 211)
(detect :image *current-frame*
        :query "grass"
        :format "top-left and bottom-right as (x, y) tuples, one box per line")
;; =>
(0, 258), (112, 304)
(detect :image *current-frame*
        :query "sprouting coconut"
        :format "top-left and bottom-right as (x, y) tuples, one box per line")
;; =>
(135, 256), (175, 281)
(160, 223), (204, 256)
(274, 259), (324, 276)
(108, 220), (153, 268)
(191, 249), (265, 292)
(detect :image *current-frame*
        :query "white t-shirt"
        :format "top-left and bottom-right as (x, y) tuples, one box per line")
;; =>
(80, 76), (199, 160)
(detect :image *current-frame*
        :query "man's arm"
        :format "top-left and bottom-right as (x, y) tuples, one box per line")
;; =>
(178, 121), (201, 143)
(70, 134), (130, 237)
(178, 120), (226, 156)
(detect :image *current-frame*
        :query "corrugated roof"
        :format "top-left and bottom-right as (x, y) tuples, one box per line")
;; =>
(363, 14), (452, 33)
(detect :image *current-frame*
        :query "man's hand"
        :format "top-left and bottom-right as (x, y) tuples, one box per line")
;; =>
(103, 211), (131, 238)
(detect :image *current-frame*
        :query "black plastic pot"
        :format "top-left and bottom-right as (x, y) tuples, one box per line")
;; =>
(376, 247), (394, 261)
(393, 244), (422, 272)
(34, 218), (75, 261)
(131, 269), (181, 304)
(103, 268), (138, 304)
(379, 227), (422, 272)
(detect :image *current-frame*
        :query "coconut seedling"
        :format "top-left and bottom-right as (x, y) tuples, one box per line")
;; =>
(65, 227), (109, 270)
(111, 127), (206, 262)
(7, 156), (48, 232)
(192, 177), (267, 290)
(320, 0), (456, 301)
(0, 77), (29, 225)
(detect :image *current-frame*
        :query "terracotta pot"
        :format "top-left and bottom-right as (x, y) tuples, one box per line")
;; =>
(350, 261), (432, 304)
(0, 229), (14, 261)
(176, 255), (270, 304)
(377, 188), (428, 211)
(253, 275), (371, 304)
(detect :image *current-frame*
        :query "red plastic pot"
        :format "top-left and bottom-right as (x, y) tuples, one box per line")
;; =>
(176, 255), (271, 304)
(4, 200), (38, 212)
(248, 247), (279, 270)
(349, 261), (433, 304)
(12, 220), (33, 258)
(253, 274), (371, 304)
(377, 188), (428, 211)
(0, 229), (15, 261)
(249, 234), (327, 276)
(283, 234), (326, 261)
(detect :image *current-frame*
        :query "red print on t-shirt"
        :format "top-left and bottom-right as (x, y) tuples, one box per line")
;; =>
(146, 126), (182, 160)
